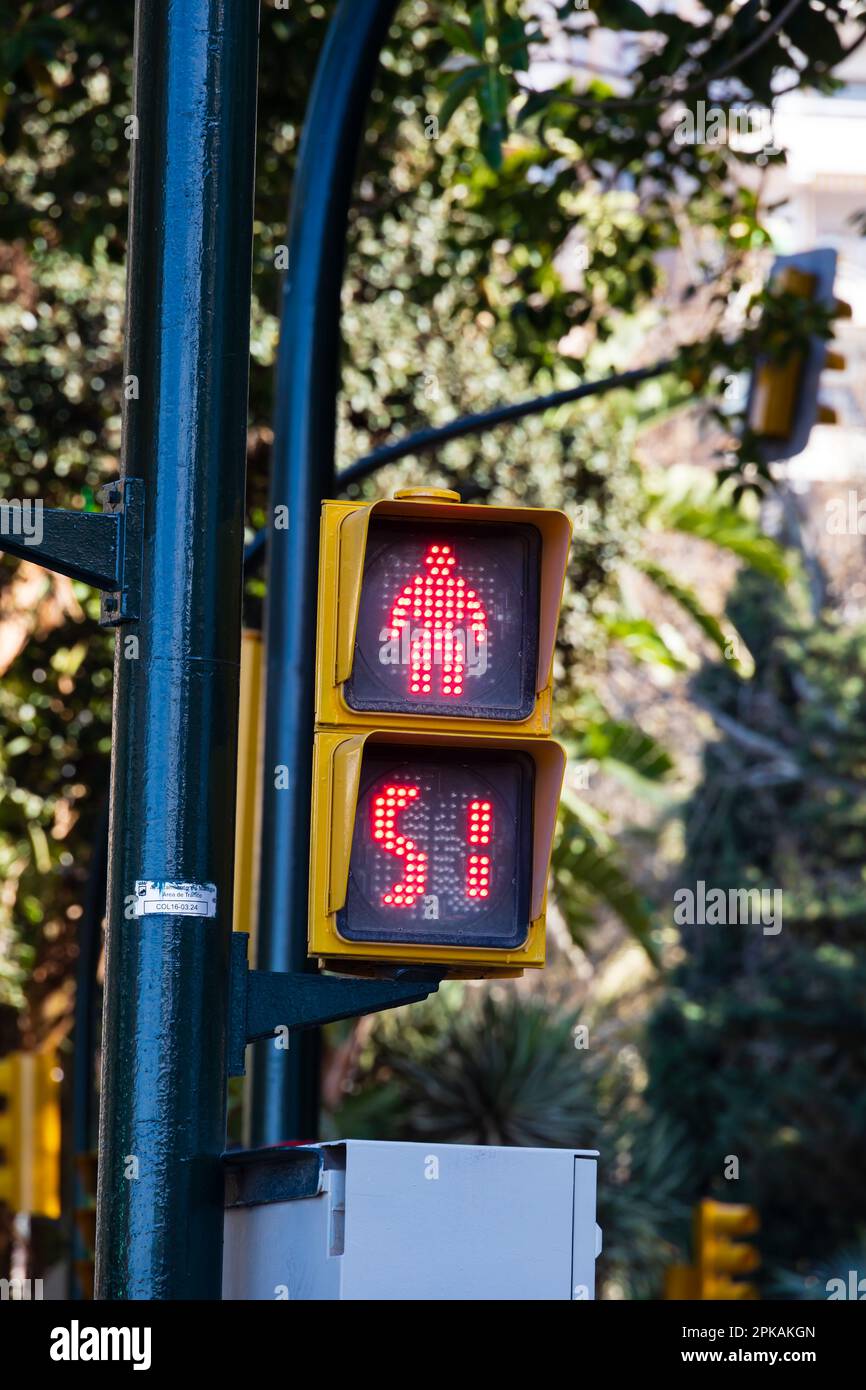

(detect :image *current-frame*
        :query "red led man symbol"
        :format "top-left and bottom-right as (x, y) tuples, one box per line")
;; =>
(388, 543), (488, 698)
(371, 784), (428, 907)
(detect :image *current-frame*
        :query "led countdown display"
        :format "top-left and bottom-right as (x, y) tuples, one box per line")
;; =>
(337, 744), (533, 949)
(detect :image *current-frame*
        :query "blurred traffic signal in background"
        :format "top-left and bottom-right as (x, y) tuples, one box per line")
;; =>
(0, 1050), (61, 1219)
(0, 1056), (17, 1212)
(309, 488), (572, 976)
(695, 1199), (760, 1300)
(748, 248), (851, 462)
(663, 1199), (761, 1300)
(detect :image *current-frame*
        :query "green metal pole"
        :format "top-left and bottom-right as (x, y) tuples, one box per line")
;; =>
(94, 0), (260, 1299)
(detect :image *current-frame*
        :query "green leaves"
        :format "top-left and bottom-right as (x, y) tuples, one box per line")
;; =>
(553, 800), (661, 963)
(602, 614), (690, 671)
(0, 10), (65, 86)
(576, 715), (674, 784)
(643, 466), (792, 585)
(436, 8), (537, 170)
(590, 469), (788, 683)
(338, 987), (602, 1149)
(469, 3), (487, 54)
(640, 561), (754, 677)
(593, 0), (658, 34)
(478, 65), (510, 170)
(500, 16), (531, 72)
(437, 66), (486, 131)
(438, 18), (482, 57)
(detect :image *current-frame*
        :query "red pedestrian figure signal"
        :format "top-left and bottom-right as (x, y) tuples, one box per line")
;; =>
(386, 543), (488, 699)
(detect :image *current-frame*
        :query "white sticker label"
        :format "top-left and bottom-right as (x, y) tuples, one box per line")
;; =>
(133, 880), (217, 918)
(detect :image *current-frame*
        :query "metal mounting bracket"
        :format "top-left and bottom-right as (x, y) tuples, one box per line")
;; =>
(0, 477), (143, 627)
(228, 932), (442, 1078)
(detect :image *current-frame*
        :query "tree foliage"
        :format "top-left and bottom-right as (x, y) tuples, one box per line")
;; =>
(0, 9), (862, 1306)
(1, 0), (826, 1016)
(647, 570), (866, 1285)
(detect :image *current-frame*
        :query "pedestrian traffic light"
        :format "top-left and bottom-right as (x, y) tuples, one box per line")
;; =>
(695, 1199), (760, 1300)
(748, 248), (850, 462)
(0, 1050), (62, 1218)
(310, 488), (571, 976)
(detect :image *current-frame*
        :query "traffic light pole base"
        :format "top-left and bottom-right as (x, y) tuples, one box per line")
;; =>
(228, 933), (442, 1077)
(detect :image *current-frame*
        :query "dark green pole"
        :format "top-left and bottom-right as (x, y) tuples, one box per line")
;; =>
(95, 0), (260, 1299)
(249, 0), (398, 1146)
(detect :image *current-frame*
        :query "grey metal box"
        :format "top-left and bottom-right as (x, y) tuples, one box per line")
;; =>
(223, 1139), (600, 1300)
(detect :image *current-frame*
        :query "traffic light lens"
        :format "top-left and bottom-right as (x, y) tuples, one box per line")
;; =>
(338, 744), (533, 948)
(344, 520), (540, 721)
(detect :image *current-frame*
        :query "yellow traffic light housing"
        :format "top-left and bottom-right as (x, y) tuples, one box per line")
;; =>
(0, 1054), (22, 1210)
(695, 1199), (760, 1300)
(749, 265), (814, 440)
(310, 488), (571, 976)
(748, 249), (849, 461)
(316, 488), (571, 737)
(310, 728), (565, 974)
(0, 1050), (61, 1218)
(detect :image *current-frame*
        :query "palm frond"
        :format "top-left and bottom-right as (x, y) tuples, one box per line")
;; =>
(640, 560), (755, 676)
(552, 800), (660, 963)
(643, 465), (791, 584)
(601, 614), (691, 670)
(572, 715), (676, 800)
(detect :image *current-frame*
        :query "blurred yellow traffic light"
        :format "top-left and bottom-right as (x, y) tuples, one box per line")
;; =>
(309, 487), (572, 977)
(0, 1054), (22, 1210)
(749, 266), (814, 440)
(695, 1199), (760, 1300)
(0, 1050), (61, 1218)
(748, 249), (849, 461)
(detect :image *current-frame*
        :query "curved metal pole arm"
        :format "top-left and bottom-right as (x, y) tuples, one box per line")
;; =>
(251, 0), (400, 1144)
(339, 358), (679, 488)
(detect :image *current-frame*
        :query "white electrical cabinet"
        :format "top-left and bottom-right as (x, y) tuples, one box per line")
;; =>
(222, 1139), (601, 1300)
